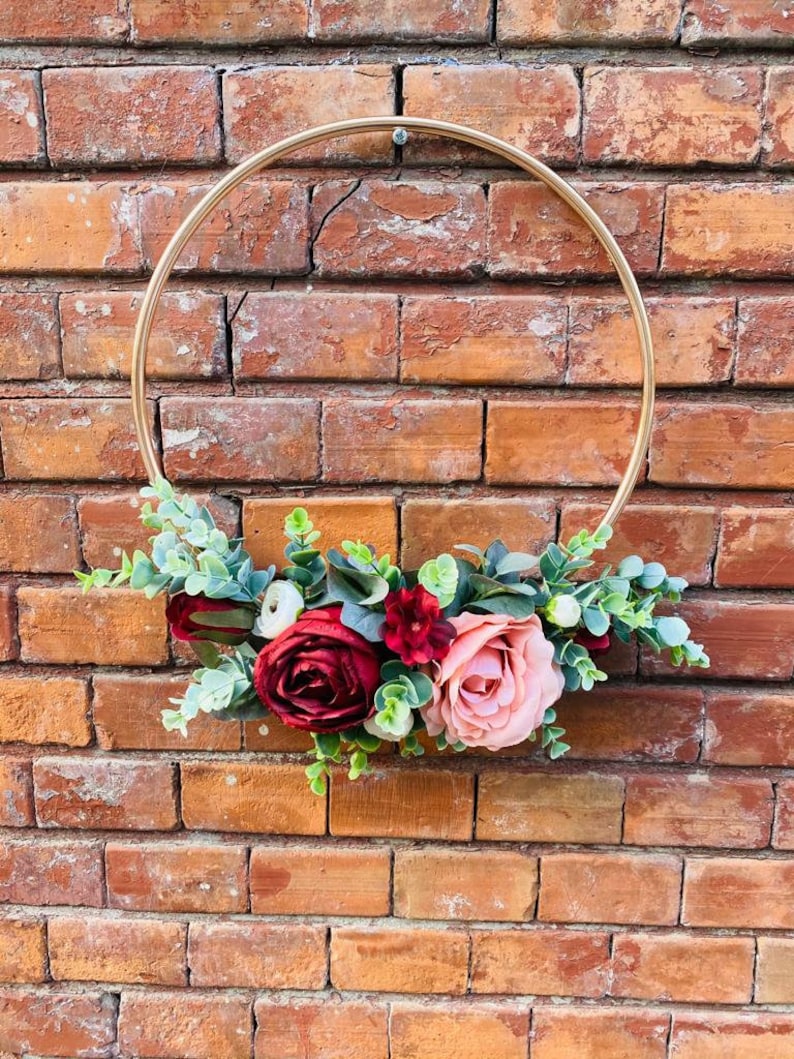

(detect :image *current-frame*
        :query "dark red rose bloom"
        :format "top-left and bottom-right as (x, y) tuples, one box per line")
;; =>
(253, 606), (381, 733)
(381, 585), (457, 666)
(574, 629), (612, 657)
(166, 593), (254, 645)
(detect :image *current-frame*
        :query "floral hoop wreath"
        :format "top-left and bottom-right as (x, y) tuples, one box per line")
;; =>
(78, 118), (708, 793)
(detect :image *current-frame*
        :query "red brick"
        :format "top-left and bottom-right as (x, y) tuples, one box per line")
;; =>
(394, 848), (537, 921)
(331, 769), (474, 839)
(331, 926), (468, 993)
(0, 399), (152, 481)
(532, 1008), (669, 1059)
(390, 1003), (528, 1059)
(119, 991), (252, 1059)
(311, 0), (490, 41)
(0, 585), (15, 663)
(224, 66), (394, 164)
(234, 292), (398, 380)
(140, 180), (308, 274)
(401, 497), (555, 570)
(131, 0), (307, 42)
(18, 586), (167, 666)
(757, 937), (794, 1003)
(716, 508), (794, 588)
(0, 70), (43, 164)
(313, 180), (486, 278)
(641, 597), (794, 682)
(44, 67), (220, 167)
(487, 399), (639, 486)
(765, 68), (794, 166)
(683, 857), (794, 928)
(670, 1013), (794, 1059)
(472, 928), (609, 997)
(612, 932), (753, 1004)
(0, 293), (59, 380)
(34, 756), (178, 831)
(584, 66), (761, 166)
(243, 496), (397, 571)
(568, 296), (735, 388)
(539, 852), (682, 925)
(0, 0), (127, 41)
(78, 490), (238, 569)
(704, 691), (794, 766)
(403, 65), (579, 165)
(477, 771), (624, 844)
(773, 780), (794, 848)
(0, 758), (34, 826)
(663, 185), (794, 276)
(0, 991), (117, 1058)
(0, 494), (80, 573)
(189, 921), (326, 988)
(0, 839), (104, 906)
(255, 998), (388, 1059)
(0, 920), (46, 983)
(161, 396), (319, 483)
(736, 297), (794, 388)
(61, 291), (226, 380)
(244, 714), (315, 751)
(651, 400), (794, 489)
(488, 181), (664, 277)
(400, 295), (566, 385)
(251, 845), (390, 916)
(498, 0), (680, 43)
(93, 673), (241, 751)
(624, 773), (773, 848)
(181, 762), (326, 835)
(0, 675), (91, 746)
(562, 686), (703, 763)
(682, 0), (794, 46)
(106, 842), (247, 913)
(0, 182), (140, 273)
(323, 397), (482, 483)
(560, 503), (717, 586)
(49, 917), (186, 985)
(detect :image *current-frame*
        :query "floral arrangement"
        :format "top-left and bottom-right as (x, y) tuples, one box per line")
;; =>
(77, 480), (709, 794)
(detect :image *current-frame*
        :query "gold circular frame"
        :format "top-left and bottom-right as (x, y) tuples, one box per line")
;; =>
(131, 116), (655, 531)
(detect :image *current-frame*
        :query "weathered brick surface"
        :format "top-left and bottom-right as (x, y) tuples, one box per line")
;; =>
(234, 291), (398, 380)
(44, 67), (221, 167)
(499, 0), (681, 43)
(224, 66), (394, 164)
(403, 65), (580, 164)
(584, 67), (763, 166)
(1, 5), (790, 1042)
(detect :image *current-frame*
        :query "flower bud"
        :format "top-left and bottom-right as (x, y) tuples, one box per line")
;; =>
(364, 708), (414, 742)
(545, 594), (582, 628)
(253, 580), (304, 639)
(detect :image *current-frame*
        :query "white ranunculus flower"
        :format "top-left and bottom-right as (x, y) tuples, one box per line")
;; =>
(545, 594), (582, 629)
(363, 708), (414, 742)
(253, 580), (304, 639)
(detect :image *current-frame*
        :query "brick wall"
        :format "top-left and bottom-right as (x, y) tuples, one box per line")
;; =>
(1, 1), (793, 1056)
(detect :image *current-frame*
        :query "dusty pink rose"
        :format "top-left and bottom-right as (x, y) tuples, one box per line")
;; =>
(421, 612), (564, 751)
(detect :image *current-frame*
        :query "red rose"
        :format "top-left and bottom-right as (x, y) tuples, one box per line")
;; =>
(166, 593), (254, 645)
(381, 585), (456, 666)
(574, 629), (612, 657)
(253, 606), (381, 733)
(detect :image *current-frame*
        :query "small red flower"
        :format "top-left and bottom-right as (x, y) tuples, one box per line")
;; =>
(574, 629), (612, 657)
(166, 593), (254, 645)
(381, 585), (457, 666)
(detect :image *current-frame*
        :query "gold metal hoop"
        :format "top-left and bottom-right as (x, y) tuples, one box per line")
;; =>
(131, 116), (655, 531)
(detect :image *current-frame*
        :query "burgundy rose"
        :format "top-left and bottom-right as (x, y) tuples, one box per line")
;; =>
(574, 629), (612, 657)
(380, 585), (457, 666)
(166, 593), (254, 645)
(253, 606), (381, 733)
